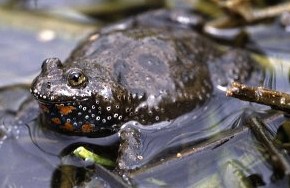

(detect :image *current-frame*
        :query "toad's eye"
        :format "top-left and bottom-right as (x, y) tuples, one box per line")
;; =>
(67, 69), (87, 88)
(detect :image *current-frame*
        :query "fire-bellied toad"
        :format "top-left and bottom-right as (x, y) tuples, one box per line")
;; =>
(30, 10), (263, 137)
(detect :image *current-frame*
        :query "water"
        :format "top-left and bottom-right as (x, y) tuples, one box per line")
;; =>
(0, 4), (91, 186)
(1, 2), (290, 187)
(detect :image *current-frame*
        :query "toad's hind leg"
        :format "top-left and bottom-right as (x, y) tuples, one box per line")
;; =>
(209, 49), (264, 89)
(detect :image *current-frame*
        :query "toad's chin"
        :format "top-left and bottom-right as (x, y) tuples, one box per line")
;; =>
(36, 97), (123, 137)
(40, 113), (117, 137)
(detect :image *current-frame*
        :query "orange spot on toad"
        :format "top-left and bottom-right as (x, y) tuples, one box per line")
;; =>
(56, 105), (76, 115)
(63, 122), (74, 132)
(81, 123), (94, 133)
(51, 118), (61, 125)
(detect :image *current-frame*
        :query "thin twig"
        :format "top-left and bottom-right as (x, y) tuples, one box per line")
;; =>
(226, 82), (290, 113)
(248, 117), (290, 178)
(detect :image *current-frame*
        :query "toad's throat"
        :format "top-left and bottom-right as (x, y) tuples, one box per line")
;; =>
(37, 98), (125, 136)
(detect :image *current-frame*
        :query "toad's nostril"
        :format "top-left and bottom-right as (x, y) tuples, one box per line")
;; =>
(46, 82), (51, 89)
(41, 58), (63, 72)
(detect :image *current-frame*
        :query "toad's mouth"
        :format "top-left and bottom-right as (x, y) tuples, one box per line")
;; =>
(30, 88), (89, 104)
(36, 97), (89, 105)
